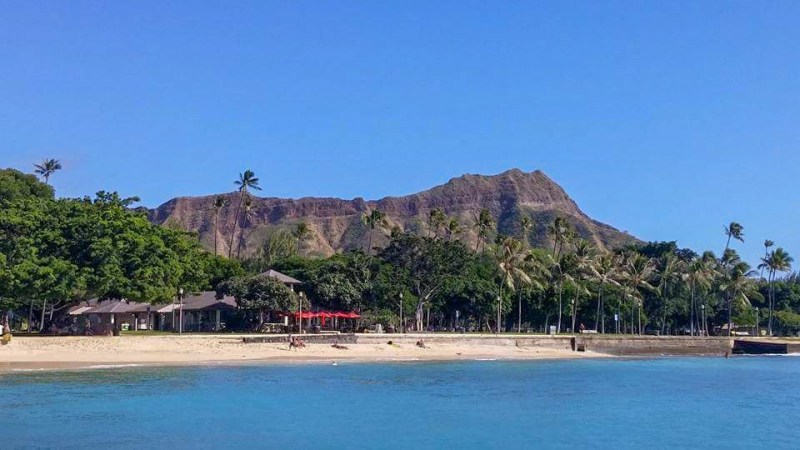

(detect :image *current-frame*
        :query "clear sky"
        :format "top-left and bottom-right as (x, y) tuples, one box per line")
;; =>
(1, 1), (798, 266)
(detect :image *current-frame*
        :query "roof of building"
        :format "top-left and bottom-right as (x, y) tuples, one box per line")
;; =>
(258, 269), (302, 285)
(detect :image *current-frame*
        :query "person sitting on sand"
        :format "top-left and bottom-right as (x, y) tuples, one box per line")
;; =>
(416, 340), (427, 349)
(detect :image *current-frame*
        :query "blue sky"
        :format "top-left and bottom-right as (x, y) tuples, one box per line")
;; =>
(1, 1), (798, 266)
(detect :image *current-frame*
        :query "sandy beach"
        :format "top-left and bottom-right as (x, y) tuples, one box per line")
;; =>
(0, 334), (607, 372)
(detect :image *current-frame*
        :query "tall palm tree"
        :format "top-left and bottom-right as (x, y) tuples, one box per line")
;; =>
(552, 253), (577, 333)
(228, 170), (261, 258)
(759, 247), (793, 335)
(570, 240), (594, 333)
(236, 196), (255, 259)
(723, 222), (745, 253)
(361, 209), (387, 255)
(212, 196), (228, 256)
(518, 251), (550, 333)
(547, 217), (570, 258)
(720, 260), (757, 336)
(592, 253), (620, 333)
(292, 222), (312, 255)
(428, 208), (446, 239)
(33, 158), (62, 185)
(445, 218), (462, 241)
(496, 237), (531, 334)
(685, 256), (715, 336)
(760, 240), (775, 279)
(519, 215), (533, 246)
(620, 252), (656, 335)
(473, 209), (495, 253)
(656, 253), (684, 334)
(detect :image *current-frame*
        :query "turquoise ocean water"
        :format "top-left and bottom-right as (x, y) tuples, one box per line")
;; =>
(2, 357), (799, 449)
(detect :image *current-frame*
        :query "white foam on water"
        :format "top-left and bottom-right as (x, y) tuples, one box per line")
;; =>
(83, 364), (145, 369)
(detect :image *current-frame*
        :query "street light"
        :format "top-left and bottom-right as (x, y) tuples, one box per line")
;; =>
(496, 295), (501, 335)
(178, 287), (184, 334)
(399, 292), (404, 334)
(755, 307), (759, 337)
(298, 292), (305, 334)
(700, 304), (705, 336)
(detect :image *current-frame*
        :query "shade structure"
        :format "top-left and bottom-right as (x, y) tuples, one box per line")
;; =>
(290, 311), (360, 320)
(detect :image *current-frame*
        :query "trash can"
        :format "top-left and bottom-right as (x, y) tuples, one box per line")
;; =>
(548, 325), (557, 336)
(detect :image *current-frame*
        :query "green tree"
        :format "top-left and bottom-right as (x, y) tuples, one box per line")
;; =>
(759, 248), (793, 335)
(428, 208), (446, 239)
(620, 252), (656, 334)
(212, 196), (228, 256)
(228, 170), (261, 258)
(0, 168), (54, 202)
(379, 233), (471, 331)
(361, 209), (388, 256)
(686, 253), (716, 335)
(445, 218), (462, 242)
(219, 275), (300, 325)
(292, 222), (313, 255)
(33, 158), (62, 185)
(495, 237), (531, 333)
(472, 209), (495, 253)
(592, 253), (620, 333)
(723, 222), (744, 253)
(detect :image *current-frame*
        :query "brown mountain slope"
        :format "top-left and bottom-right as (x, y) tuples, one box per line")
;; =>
(147, 169), (638, 257)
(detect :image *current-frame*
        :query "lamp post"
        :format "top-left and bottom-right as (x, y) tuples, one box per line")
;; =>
(755, 307), (759, 337)
(399, 292), (404, 334)
(298, 292), (305, 334)
(496, 295), (501, 334)
(701, 304), (705, 336)
(178, 288), (184, 334)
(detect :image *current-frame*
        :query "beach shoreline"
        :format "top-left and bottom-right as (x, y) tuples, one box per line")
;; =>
(0, 334), (609, 373)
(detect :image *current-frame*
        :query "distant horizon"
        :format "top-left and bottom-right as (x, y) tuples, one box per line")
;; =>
(3, 1), (798, 269)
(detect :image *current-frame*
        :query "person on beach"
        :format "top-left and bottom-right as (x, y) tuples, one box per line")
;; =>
(1, 315), (11, 346)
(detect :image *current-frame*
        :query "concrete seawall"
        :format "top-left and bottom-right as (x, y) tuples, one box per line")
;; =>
(244, 333), (734, 356)
(574, 336), (732, 356)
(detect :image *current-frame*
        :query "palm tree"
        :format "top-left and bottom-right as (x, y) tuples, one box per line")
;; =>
(570, 240), (594, 333)
(292, 222), (313, 255)
(620, 252), (656, 335)
(552, 253), (577, 333)
(685, 255), (715, 336)
(723, 222), (745, 253)
(496, 237), (531, 334)
(473, 209), (495, 253)
(520, 215), (533, 246)
(656, 253), (685, 334)
(720, 260), (757, 336)
(445, 218), (462, 241)
(236, 196), (255, 259)
(592, 253), (620, 333)
(760, 240), (774, 279)
(518, 251), (549, 333)
(759, 248), (793, 335)
(33, 158), (62, 185)
(361, 209), (387, 255)
(428, 208), (446, 239)
(212, 196), (228, 256)
(547, 217), (570, 257)
(228, 170), (261, 258)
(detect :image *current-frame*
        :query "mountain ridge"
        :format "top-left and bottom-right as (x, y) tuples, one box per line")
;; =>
(147, 169), (638, 257)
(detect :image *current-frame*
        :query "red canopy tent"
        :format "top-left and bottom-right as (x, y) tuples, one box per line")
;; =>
(288, 310), (361, 327)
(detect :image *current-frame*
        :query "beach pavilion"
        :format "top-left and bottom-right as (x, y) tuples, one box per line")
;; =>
(258, 269), (302, 290)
